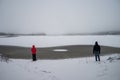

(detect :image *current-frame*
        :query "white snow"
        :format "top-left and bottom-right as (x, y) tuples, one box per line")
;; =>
(0, 35), (120, 47)
(0, 35), (120, 80)
(0, 54), (120, 80)
(53, 49), (68, 52)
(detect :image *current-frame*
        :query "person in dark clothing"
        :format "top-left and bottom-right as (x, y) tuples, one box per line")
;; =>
(93, 41), (101, 61)
(31, 45), (37, 61)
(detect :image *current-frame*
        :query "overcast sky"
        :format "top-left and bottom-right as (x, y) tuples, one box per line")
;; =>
(0, 0), (120, 34)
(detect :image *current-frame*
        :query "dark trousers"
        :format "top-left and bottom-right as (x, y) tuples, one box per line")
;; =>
(32, 54), (36, 61)
(95, 55), (100, 61)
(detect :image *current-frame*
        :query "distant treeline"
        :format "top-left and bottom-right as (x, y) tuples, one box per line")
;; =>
(65, 31), (120, 35)
(0, 31), (120, 36)
(0, 32), (46, 36)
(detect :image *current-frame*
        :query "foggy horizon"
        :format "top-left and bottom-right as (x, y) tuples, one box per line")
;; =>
(0, 0), (120, 35)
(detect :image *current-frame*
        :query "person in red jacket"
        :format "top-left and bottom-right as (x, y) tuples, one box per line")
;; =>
(31, 45), (37, 61)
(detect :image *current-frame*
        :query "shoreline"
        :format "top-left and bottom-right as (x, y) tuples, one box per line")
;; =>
(0, 45), (120, 59)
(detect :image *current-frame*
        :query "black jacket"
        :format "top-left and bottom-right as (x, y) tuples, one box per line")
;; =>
(93, 44), (100, 54)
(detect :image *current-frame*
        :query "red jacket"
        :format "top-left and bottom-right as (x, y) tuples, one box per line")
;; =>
(31, 45), (36, 54)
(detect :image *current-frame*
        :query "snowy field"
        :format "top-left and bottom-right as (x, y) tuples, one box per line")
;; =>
(0, 35), (120, 48)
(0, 35), (120, 80)
(0, 54), (120, 80)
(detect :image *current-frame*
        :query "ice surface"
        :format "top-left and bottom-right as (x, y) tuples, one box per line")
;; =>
(0, 35), (120, 47)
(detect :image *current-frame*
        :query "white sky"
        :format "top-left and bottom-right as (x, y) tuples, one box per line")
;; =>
(0, 0), (120, 34)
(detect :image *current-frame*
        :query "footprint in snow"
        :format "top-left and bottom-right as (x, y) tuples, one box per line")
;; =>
(97, 64), (108, 78)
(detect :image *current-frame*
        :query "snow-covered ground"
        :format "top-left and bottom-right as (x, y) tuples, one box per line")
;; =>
(0, 54), (120, 80)
(0, 35), (120, 80)
(0, 35), (120, 47)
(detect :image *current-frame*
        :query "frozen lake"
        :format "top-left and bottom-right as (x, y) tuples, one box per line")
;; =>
(0, 35), (120, 48)
(0, 35), (120, 80)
